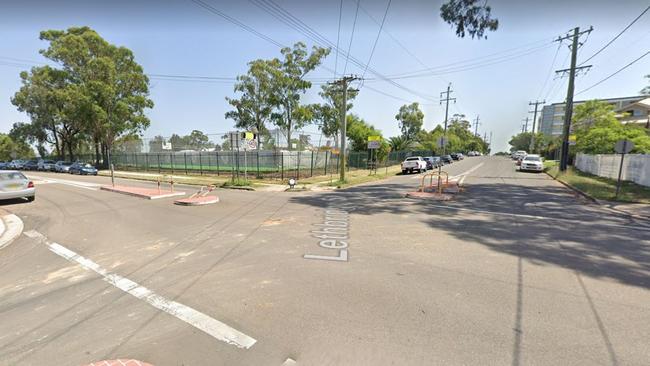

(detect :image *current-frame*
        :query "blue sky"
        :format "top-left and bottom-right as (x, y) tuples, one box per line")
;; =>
(1, 0), (648, 152)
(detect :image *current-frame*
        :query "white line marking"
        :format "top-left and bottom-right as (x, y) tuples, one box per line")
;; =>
(450, 162), (484, 179)
(27, 175), (100, 191)
(282, 358), (297, 365)
(23, 230), (257, 349)
(0, 214), (24, 250)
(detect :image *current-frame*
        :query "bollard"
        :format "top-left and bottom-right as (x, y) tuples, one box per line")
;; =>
(170, 176), (175, 192)
(157, 177), (161, 194)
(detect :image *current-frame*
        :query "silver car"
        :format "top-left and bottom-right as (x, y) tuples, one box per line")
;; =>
(0, 171), (35, 202)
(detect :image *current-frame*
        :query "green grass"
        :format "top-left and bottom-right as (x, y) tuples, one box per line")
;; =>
(300, 164), (404, 188)
(544, 160), (650, 203)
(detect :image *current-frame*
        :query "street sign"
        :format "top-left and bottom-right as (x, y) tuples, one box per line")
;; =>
(241, 132), (255, 140)
(614, 139), (634, 199)
(247, 139), (257, 150)
(367, 141), (380, 149)
(367, 135), (381, 142)
(614, 139), (634, 154)
(162, 142), (172, 150)
(568, 135), (576, 146)
(436, 137), (447, 148)
(331, 148), (340, 154)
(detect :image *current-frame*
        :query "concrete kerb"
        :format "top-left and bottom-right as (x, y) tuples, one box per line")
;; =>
(0, 210), (24, 250)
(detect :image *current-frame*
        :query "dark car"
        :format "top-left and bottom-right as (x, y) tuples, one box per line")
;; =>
(69, 162), (98, 175)
(441, 155), (453, 164)
(424, 156), (442, 169)
(23, 160), (39, 170)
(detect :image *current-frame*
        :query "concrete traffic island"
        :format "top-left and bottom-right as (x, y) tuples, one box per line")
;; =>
(174, 195), (220, 206)
(100, 185), (186, 200)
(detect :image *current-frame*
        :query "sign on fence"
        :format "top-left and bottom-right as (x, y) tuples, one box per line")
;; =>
(367, 141), (380, 149)
(367, 135), (381, 142)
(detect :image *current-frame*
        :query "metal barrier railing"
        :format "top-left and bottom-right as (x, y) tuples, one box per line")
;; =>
(419, 171), (449, 194)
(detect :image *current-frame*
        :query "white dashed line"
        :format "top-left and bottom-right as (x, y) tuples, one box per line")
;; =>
(27, 175), (100, 191)
(23, 230), (257, 349)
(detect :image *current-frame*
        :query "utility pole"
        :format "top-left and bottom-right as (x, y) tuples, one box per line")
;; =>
(489, 131), (493, 154)
(555, 26), (593, 171)
(528, 100), (545, 153)
(522, 117), (529, 133)
(329, 75), (360, 182)
(473, 115), (480, 136)
(439, 83), (456, 155)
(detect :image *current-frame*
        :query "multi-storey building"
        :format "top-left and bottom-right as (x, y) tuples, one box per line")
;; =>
(538, 96), (649, 137)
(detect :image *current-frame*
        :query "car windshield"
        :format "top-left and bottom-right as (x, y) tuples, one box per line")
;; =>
(524, 156), (541, 162)
(406, 157), (419, 161)
(83, 164), (94, 168)
(0, 172), (26, 180)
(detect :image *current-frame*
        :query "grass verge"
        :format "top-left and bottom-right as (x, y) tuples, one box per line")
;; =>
(544, 160), (650, 203)
(299, 165), (403, 188)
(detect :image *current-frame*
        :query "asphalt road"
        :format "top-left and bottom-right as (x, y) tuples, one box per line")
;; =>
(1, 157), (649, 365)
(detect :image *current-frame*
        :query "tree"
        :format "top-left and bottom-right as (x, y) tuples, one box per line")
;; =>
(148, 135), (166, 153)
(572, 100), (618, 133)
(39, 27), (153, 166)
(641, 74), (650, 95)
(312, 83), (358, 141)
(440, 0), (499, 39)
(11, 66), (74, 159)
(388, 135), (414, 151)
(186, 130), (213, 150)
(114, 134), (143, 153)
(268, 42), (330, 150)
(225, 59), (275, 149)
(0, 134), (34, 160)
(395, 102), (424, 140)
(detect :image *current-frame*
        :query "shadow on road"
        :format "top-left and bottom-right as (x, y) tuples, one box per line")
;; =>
(290, 178), (650, 290)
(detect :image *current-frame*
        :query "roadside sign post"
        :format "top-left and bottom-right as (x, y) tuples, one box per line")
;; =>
(367, 136), (381, 175)
(614, 139), (634, 199)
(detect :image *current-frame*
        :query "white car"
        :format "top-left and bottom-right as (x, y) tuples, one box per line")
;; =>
(512, 150), (527, 160)
(401, 156), (427, 174)
(519, 155), (543, 172)
(0, 170), (35, 202)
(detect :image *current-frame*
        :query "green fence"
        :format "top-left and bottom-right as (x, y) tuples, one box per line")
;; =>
(50, 150), (441, 180)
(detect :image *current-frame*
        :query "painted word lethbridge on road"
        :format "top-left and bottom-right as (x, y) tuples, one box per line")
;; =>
(304, 196), (352, 262)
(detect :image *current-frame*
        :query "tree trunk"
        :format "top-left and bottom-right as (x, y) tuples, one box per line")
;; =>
(60, 140), (67, 161)
(67, 142), (74, 162)
(94, 138), (101, 166)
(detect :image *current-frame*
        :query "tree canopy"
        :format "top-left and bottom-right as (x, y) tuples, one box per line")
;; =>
(440, 0), (499, 39)
(11, 26), (153, 164)
(395, 102), (424, 140)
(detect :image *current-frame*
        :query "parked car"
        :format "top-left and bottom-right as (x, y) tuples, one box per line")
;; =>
(441, 155), (454, 164)
(37, 159), (56, 171)
(467, 151), (476, 157)
(0, 170), (35, 202)
(512, 150), (527, 160)
(520, 154), (543, 172)
(23, 160), (39, 171)
(69, 162), (98, 175)
(451, 153), (464, 161)
(401, 156), (427, 174)
(54, 161), (73, 173)
(0, 162), (8, 169)
(8, 160), (25, 169)
(423, 156), (441, 170)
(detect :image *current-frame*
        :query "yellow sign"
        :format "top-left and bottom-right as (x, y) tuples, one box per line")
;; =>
(243, 132), (255, 140)
(331, 148), (340, 154)
(569, 134), (576, 146)
(367, 135), (381, 141)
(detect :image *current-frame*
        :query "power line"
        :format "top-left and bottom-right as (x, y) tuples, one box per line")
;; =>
(536, 43), (562, 101)
(359, 0), (391, 85)
(386, 38), (553, 78)
(247, 0), (438, 101)
(576, 50), (650, 95)
(580, 5), (650, 66)
(343, 0), (360, 76)
(334, 0), (343, 78)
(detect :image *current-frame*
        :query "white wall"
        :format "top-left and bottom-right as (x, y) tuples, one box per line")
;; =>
(575, 153), (650, 187)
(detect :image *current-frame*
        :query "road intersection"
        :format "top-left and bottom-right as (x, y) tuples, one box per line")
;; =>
(0, 156), (648, 365)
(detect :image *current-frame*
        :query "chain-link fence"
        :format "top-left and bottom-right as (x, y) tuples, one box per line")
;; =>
(52, 149), (431, 181)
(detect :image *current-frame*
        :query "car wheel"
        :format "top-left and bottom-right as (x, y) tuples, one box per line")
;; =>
(27, 196), (35, 202)
(402, 170), (407, 175)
